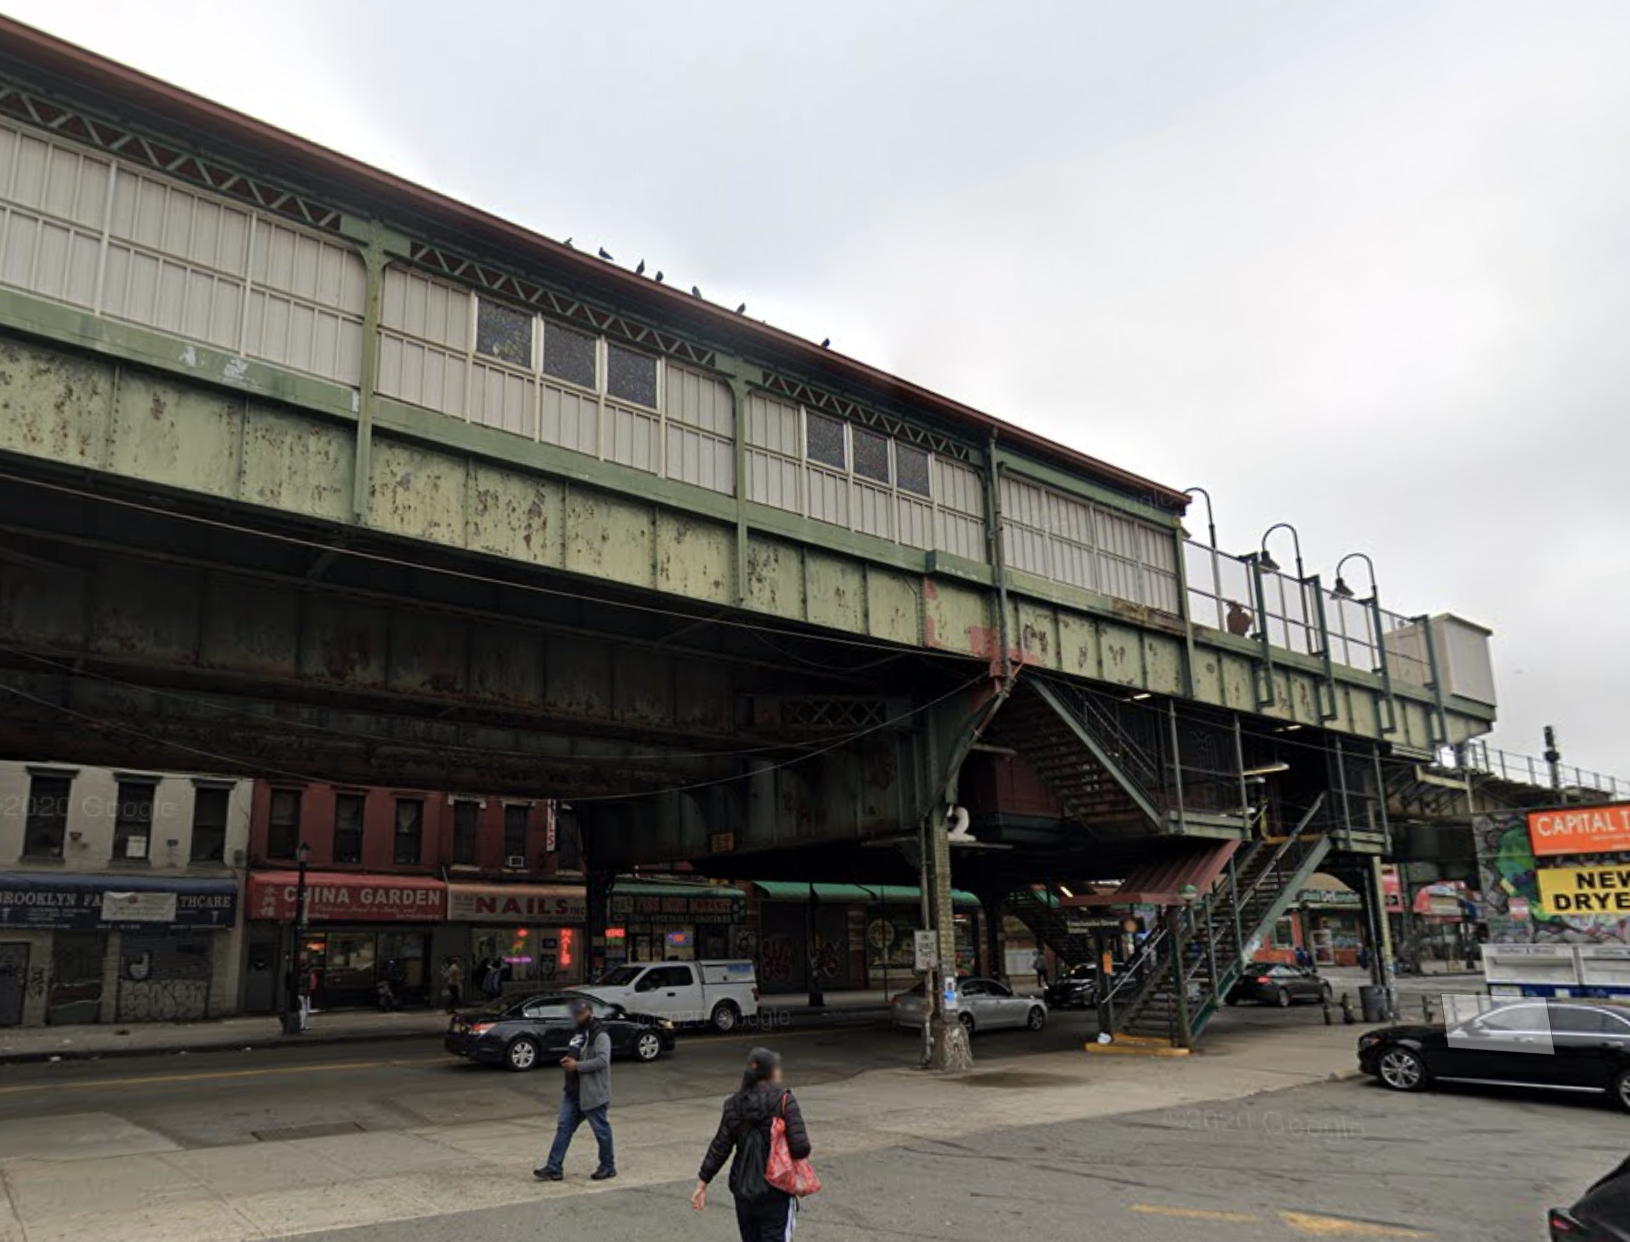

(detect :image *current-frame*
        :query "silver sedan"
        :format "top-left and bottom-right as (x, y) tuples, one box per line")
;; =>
(891, 977), (1048, 1035)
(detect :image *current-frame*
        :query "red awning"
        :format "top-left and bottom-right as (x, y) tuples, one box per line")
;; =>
(247, 872), (446, 922)
(1064, 840), (1242, 907)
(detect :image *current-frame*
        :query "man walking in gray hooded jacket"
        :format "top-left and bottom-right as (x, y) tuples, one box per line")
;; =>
(535, 998), (615, 1181)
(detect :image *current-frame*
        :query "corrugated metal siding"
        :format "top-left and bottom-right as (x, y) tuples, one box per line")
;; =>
(541, 382), (599, 456)
(854, 479), (894, 540)
(381, 265), (468, 350)
(666, 424), (734, 493)
(666, 366), (732, 435)
(898, 495), (934, 550)
(806, 465), (849, 527)
(747, 448), (800, 511)
(605, 402), (660, 473)
(0, 123), (107, 309)
(745, 393), (800, 456)
(245, 220), (365, 383)
(0, 115), (364, 384)
(377, 332), (467, 418)
(664, 366), (733, 493)
(470, 360), (535, 437)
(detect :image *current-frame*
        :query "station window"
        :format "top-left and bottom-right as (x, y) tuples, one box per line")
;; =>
(806, 412), (847, 469)
(607, 343), (658, 408)
(539, 322), (596, 389)
(476, 299), (532, 369)
(852, 426), (891, 484)
(895, 443), (931, 497)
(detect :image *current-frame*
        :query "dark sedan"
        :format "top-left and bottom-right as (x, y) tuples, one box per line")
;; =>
(445, 990), (675, 1072)
(1045, 965), (1099, 1010)
(1552, 1154), (1630, 1241)
(1358, 998), (1630, 1111)
(1225, 963), (1331, 1007)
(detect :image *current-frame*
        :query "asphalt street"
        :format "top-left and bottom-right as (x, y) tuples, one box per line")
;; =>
(285, 1078), (1626, 1242)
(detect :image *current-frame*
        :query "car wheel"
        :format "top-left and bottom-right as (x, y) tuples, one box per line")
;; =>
(634, 1030), (663, 1063)
(710, 1002), (739, 1034)
(1376, 1047), (1428, 1093)
(1275, 987), (1292, 1008)
(505, 1036), (540, 1072)
(1026, 1006), (1046, 1031)
(1610, 1067), (1630, 1113)
(958, 1012), (975, 1037)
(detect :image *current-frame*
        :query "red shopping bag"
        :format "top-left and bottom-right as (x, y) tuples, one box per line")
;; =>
(765, 1092), (821, 1197)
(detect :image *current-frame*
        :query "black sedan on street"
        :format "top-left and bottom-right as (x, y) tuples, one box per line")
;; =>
(1045, 965), (1099, 1010)
(1552, 1154), (1630, 1240)
(1225, 963), (1331, 1007)
(445, 990), (676, 1071)
(1358, 998), (1630, 1111)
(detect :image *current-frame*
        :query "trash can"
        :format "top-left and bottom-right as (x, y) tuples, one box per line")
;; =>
(1359, 985), (1391, 1024)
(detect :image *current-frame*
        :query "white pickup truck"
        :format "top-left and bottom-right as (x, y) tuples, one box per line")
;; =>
(585, 960), (760, 1032)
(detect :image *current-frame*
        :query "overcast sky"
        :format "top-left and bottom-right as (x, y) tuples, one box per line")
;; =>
(12, 0), (1628, 777)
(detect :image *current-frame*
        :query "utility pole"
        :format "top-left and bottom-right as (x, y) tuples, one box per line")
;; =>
(1543, 725), (1562, 792)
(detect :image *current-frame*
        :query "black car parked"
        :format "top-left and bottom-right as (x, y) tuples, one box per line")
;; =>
(445, 990), (676, 1072)
(1045, 965), (1099, 1010)
(1358, 998), (1630, 1111)
(1552, 1154), (1630, 1241)
(1225, 963), (1331, 1007)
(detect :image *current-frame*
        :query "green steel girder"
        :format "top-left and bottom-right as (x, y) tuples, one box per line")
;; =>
(0, 293), (1496, 766)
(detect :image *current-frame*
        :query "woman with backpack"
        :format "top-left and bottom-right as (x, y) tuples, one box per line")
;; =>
(691, 1047), (814, 1240)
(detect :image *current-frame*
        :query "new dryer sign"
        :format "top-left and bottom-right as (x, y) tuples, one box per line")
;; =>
(1536, 865), (1630, 914)
(1528, 803), (1630, 857)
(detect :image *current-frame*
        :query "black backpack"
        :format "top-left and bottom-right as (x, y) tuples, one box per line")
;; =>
(732, 1117), (773, 1203)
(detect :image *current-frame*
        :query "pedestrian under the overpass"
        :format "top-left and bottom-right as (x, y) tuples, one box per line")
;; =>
(534, 999), (615, 1182)
(1033, 948), (1048, 990)
(693, 1047), (814, 1241)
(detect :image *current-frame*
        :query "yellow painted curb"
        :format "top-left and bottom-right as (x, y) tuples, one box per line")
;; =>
(1082, 1041), (1191, 1057)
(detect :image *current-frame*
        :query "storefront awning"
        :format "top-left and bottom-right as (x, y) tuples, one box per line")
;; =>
(248, 871), (445, 922)
(1068, 840), (1242, 907)
(612, 879), (746, 901)
(751, 881), (981, 907)
(0, 872), (237, 930)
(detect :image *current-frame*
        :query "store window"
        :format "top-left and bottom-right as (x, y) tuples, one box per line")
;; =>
(267, 789), (301, 859)
(22, 771), (72, 859)
(113, 778), (156, 861)
(189, 784), (230, 863)
(333, 793), (364, 865)
(474, 926), (580, 985)
(394, 798), (424, 865)
(452, 800), (479, 866)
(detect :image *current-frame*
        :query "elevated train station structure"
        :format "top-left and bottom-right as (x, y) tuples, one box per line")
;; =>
(0, 20), (1519, 1051)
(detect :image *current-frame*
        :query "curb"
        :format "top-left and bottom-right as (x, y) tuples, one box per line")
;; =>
(0, 1026), (441, 1066)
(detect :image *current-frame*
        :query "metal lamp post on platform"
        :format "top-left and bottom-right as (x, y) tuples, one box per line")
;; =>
(281, 842), (312, 1036)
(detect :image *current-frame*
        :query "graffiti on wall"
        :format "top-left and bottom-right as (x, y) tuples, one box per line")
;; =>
(1477, 811), (1630, 945)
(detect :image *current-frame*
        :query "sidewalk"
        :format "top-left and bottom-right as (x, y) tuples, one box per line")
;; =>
(0, 989), (894, 1065)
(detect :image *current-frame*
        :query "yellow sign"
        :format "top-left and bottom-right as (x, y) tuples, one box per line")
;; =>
(1536, 864), (1630, 915)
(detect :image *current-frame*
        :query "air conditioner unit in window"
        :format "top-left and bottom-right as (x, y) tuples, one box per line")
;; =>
(504, 854), (527, 870)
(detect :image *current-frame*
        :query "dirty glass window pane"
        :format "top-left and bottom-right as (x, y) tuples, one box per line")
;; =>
(806, 412), (846, 469)
(23, 773), (72, 859)
(394, 798), (424, 865)
(189, 786), (230, 863)
(503, 805), (529, 860)
(268, 789), (301, 859)
(852, 427), (891, 483)
(896, 443), (931, 496)
(113, 779), (156, 861)
(543, 323), (597, 389)
(333, 793), (364, 865)
(476, 299), (532, 369)
(452, 801), (479, 866)
(607, 344), (658, 407)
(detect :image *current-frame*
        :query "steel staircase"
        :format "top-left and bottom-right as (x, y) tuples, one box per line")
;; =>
(1101, 795), (1333, 1047)
(1006, 885), (1099, 967)
(986, 679), (1164, 829)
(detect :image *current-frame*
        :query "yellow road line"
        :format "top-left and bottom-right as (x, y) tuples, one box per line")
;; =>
(1132, 1204), (1261, 1223)
(1281, 1211), (1433, 1238)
